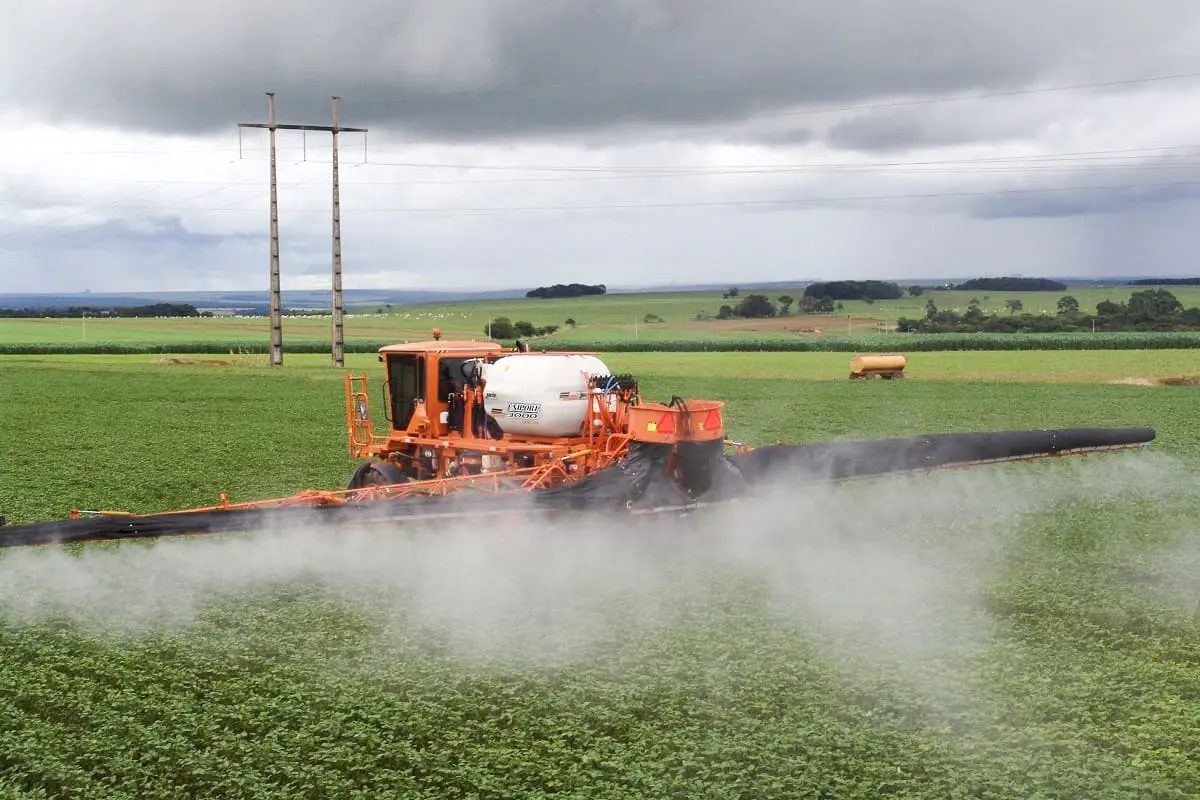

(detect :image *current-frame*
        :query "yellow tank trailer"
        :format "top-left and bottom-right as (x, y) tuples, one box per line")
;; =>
(849, 353), (906, 380)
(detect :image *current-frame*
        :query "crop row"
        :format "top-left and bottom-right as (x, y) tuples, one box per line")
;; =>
(5, 331), (1200, 355)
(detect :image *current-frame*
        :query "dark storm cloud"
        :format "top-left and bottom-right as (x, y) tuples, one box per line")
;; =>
(4, 215), (253, 251)
(968, 180), (1200, 219)
(2, 1), (1197, 140)
(827, 105), (1043, 152)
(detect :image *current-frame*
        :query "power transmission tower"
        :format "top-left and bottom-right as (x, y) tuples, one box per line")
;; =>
(330, 96), (347, 367)
(238, 94), (367, 366)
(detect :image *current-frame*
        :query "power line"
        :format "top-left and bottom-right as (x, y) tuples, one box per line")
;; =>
(6, 145), (1198, 230)
(12, 145), (1199, 197)
(57, 178), (1200, 215)
(349, 68), (1200, 110)
(20, 147), (246, 156)
(13, 153), (1200, 189)
(337, 158), (1200, 183)
(323, 179), (1200, 212)
(335, 144), (1200, 174)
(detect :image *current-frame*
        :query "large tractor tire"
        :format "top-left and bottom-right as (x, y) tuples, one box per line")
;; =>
(346, 460), (409, 490)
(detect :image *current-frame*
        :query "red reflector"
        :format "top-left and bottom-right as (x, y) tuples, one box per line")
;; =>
(657, 412), (676, 434)
(704, 409), (721, 429)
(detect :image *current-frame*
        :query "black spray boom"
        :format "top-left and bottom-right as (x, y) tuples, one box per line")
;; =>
(0, 427), (1155, 549)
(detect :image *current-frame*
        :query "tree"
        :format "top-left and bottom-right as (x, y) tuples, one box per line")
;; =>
(723, 287), (740, 299)
(526, 283), (606, 299)
(907, 285), (925, 297)
(963, 298), (985, 325)
(717, 304), (735, 319)
(734, 294), (776, 318)
(1005, 299), (1024, 315)
(564, 318), (576, 327)
(485, 317), (516, 339)
(924, 298), (938, 321)
(804, 280), (901, 301)
(777, 295), (795, 315)
(1127, 288), (1183, 322)
(1095, 300), (1124, 318)
(513, 320), (536, 337)
(801, 295), (834, 313)
(1056, 295), (1079, 315)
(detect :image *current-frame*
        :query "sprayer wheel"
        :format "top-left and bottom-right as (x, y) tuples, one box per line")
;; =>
(346, 461), (409, 490)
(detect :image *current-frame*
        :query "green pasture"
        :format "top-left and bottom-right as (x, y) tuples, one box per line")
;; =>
(354, 284), (1200, 335)
(0, 351), (1198, 798)
(4, 283), (1200, 348)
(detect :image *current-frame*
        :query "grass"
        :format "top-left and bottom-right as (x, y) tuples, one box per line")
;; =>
(4, 283), (1200, 348)
(1, 351), (1199, 798)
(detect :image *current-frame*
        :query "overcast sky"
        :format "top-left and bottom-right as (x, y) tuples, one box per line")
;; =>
(3, 0), (1200, 293)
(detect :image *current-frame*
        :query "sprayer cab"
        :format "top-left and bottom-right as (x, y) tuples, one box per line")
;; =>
(375, 341), (505, 438)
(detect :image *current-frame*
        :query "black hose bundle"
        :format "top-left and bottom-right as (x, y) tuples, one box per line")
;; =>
(732, 427), (1156, 484)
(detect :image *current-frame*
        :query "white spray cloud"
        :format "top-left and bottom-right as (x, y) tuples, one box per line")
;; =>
(0, 451), (1187, 672)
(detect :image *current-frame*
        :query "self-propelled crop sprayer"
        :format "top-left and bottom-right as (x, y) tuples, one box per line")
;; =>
(0, 340), (1156, 547)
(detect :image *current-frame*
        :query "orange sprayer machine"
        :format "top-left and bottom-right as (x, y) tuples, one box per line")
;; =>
(343, 340), (726, 498)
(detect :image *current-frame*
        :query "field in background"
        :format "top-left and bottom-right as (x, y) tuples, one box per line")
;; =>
(1, 352), (1198, 797)
(4, 283), (1200, 348)
(2, 349), (1198, 522)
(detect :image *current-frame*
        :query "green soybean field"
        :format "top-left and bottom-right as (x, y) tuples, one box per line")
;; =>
(0, 351), (1198, 799)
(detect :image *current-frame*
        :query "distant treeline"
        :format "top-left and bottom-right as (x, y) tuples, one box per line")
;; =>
(525, 283), (606, 299)
(899, 288), (1200, 333)
(9, 332), (1200, 355)
(803, 281), (902, 300)
(954, 277), (1067, 292)
(1128, 278), (1200, 286)
(0, 303), (204, 318)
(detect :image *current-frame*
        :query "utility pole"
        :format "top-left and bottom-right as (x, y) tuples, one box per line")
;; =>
(330, 96), (345, 367)
(267, 93), (282, 365)
(239, 94), (366, 367)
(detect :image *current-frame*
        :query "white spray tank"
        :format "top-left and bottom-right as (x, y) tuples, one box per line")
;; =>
(482, 354), (610, 437)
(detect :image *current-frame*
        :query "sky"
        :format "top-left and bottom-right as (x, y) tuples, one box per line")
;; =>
(3, 0), (1200, 293)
